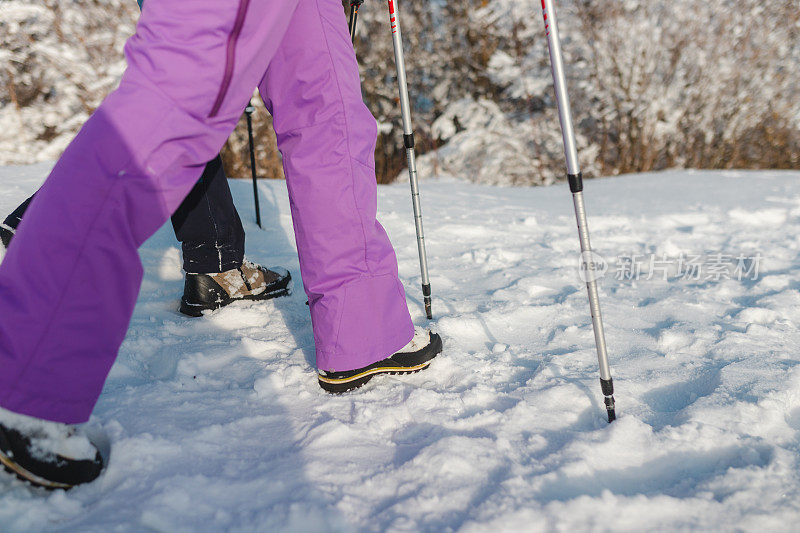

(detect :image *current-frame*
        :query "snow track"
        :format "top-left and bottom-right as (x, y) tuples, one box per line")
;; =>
(2, 165), (800, 531)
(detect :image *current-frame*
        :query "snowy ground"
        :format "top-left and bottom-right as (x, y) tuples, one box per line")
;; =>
(2, 164), (800, 531)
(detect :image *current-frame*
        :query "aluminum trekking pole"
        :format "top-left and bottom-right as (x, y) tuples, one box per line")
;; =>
(346, 0), (433, 319)
(348, 0), (364, 43)
(540, 0), (616, 422)
(385, 0), (433, 319)
(244, 104), (262, 229)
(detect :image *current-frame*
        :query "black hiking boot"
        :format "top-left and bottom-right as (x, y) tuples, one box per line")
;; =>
(0, 409), (104, 490)
(180, 260), (291, 317)
(317, 328), (443, 393)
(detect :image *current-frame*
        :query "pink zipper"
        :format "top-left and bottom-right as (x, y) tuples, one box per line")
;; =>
(209, 0), (251, 117)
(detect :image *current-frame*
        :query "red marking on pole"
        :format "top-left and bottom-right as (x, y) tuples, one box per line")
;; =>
(542, 0), (551, 36)
(388, 0), (395, 16)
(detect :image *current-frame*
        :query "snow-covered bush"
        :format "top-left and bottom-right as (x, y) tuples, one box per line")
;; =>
(2, 0), (798, 185)
(0, 0), (136, 164)
(571, 0), (800, 173)
(414, 0), (800, 183)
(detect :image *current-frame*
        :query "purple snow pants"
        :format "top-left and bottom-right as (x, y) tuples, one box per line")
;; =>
(0, 0), (414, 424)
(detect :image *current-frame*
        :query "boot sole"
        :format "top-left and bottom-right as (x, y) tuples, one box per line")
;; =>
(179, 274), (292, 317)
(318, 363), (434, 394)
(0, 450), (72, 490)
(318, 333), (443, 394)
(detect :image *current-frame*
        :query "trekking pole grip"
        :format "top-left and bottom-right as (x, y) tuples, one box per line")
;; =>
(349, 0), (365, 43)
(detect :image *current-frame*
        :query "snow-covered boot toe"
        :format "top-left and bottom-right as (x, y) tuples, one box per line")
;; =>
(180, 260), (291, 317)
(0, 408), (104, 490)
(318, 327), (443, 393)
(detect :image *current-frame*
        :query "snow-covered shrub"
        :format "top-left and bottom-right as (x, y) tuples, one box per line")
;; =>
(0, 0), (137, 164)
(572, 0), (800, 173)
(2, 0), (798, 184)
(414, 97), (598, 185)
(416, 0), (800, 183)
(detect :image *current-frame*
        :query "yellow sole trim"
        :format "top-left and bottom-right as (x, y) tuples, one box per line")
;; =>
(0, 450), (72, 490)
(318, 362), (431, 384)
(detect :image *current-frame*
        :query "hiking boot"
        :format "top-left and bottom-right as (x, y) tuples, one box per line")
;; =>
(0, 408), (104, 490)
(317, 327), (443, 393)
(180, 260), (291, 317)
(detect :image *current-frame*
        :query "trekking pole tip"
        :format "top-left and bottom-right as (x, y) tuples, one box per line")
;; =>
(422, 283), (432, 319)
(601, 378), (616, 423)
(604, 395), (616, 423)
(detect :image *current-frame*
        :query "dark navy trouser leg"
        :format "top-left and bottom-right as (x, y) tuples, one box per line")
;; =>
(2, 196), (34, 231)
(170, 156), (245, 273)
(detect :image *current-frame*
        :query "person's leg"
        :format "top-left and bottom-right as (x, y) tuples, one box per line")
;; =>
(171, 154), (291, 315)
(170, 155), (245, 274)
(259, 0), (414, 373)
(0, 158), (289, 314)
(3, 0), (249, 274)
(0, 0), (302, 424)
(170, 155), (291, 316)
(2, 157), (246, 273)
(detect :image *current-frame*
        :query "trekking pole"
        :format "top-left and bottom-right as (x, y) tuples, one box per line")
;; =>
(348, 0), (364, 43)
(244, 104), (262, 229)
(385, 0), (433, 319)
(540, 0), (615, 422)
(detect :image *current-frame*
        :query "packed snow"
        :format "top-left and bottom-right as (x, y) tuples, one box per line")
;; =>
(2, 164), (800, 531)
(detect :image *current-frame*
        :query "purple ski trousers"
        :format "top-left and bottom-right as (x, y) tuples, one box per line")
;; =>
(0, 0), (414, 424)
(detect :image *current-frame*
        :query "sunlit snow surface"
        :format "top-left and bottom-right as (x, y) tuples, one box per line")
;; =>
(2, 165), (800, 531)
